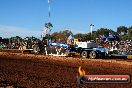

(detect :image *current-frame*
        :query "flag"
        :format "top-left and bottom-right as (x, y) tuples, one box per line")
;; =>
(44, 27), (49, 34)
(42, 27), (49, 37)
(68, 35), (73, 40)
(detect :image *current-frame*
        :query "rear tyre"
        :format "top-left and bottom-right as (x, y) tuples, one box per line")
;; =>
(81, 51), (88, 58)
(33, 45), (40, 54)
(89, 51), (97, 59)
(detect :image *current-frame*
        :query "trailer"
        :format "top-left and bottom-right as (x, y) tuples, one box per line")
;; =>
(67, 42), (109, 59)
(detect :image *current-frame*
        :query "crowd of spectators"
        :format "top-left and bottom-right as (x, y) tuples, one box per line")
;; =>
(0, 37), (40, 49)
(100, 39), (132, 54)
(0, 36), (132, 55)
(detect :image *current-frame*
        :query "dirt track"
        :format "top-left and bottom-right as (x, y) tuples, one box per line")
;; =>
(0, 52), (132, 88)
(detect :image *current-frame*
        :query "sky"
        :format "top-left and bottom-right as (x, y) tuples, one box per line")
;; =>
(0, 0), (132, 38)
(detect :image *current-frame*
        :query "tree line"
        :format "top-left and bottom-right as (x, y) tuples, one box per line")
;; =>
(51, 26), (132, 43)
(0, 26), (131, 44)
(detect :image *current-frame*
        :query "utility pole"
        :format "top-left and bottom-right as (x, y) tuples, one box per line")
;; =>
(48, 0), (51, 22)
(42, 0), (53, 39)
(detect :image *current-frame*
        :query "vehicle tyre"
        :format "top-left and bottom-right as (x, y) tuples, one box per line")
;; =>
(33, 45), (40, 54)
(89, 51), (97, 59)
(81, 51), (88, 58)
(98, 53), (106, 59)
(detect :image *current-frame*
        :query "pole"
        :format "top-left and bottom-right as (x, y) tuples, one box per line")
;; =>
(47, 0), (52, 43)
(90, 24), (94, 40)
(48, 0), (51, 22)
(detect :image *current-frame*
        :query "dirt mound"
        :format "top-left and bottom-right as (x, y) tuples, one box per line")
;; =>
(0, 52), (132, 88)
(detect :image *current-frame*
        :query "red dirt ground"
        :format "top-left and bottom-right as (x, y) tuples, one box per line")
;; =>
(0, 52), (132, 88)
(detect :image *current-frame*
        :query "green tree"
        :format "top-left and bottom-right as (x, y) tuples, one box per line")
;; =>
(117, 26), (128, 35)
(74, 33), (84, 39)
(128, 26), (132, 40)
(96, 28), (115, 36)
(51, 30), (73, 43)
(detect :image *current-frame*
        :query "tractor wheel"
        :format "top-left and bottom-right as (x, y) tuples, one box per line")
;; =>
(33, 45), (40, 54)
(81, 51), (88, 58)
(89, 51), (97, 59)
